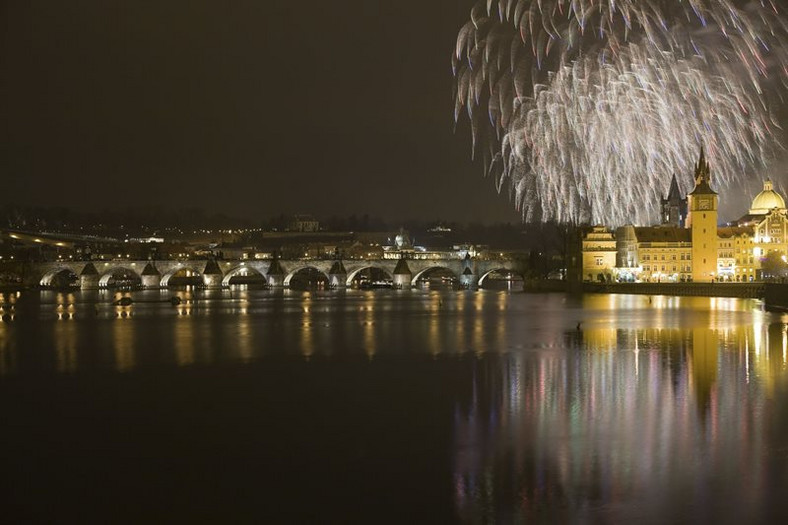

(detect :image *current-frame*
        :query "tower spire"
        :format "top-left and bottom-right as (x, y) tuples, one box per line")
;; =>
(694, 146), (710, 185)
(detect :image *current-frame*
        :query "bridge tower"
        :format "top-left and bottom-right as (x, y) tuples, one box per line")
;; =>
(79, 263), (99, 290)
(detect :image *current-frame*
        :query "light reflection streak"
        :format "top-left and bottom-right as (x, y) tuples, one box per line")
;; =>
(113, 317), (135, 372)
(174, 315), (195, 367)
(53, 318), (77, 373)
(301, 301), (314, 359)
(453, 313), (788, 522)
(0, 295), (12, 374)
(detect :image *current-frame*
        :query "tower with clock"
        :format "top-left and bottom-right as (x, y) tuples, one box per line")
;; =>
(686, 148), (719, 282)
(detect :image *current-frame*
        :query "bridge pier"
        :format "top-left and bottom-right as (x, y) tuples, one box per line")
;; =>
(460, 267), (478, 289)
(141, 263), (162, 289)
(79, 263), (99, 290)
(267, 259), (285, 288)
(393, 258), (412, 289)
(329, 261), (347, 289)
(202, 260), (224, 288)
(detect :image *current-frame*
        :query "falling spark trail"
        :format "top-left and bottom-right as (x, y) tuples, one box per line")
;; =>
(453, 0), (788, 225)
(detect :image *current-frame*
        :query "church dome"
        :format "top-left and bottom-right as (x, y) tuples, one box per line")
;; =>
(749, 179), (785, 214)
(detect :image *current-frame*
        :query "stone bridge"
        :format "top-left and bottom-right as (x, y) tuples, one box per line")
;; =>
(26, 256), (522, 290)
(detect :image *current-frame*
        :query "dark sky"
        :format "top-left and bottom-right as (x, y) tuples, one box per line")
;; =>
(1, 0), (525, 223)
(2, 1), (786, 224)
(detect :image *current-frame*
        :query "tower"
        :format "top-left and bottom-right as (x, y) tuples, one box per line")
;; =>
(661, 174), (688, 227)
(686, 148), (718, 282)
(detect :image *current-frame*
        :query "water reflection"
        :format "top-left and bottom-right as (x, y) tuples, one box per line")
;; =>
(54, 316), (78, 373)
(113, 315), (135, 372)
(2, 288), (788, 520)
(453, 300), (788, 523)
(174, 312), (195, 367)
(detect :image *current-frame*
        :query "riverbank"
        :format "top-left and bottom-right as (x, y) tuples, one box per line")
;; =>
(576, 281), (788, 311)
(580, 281), (765, 298)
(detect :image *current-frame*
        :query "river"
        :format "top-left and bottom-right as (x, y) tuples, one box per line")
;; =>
(1, 288), (787, 523)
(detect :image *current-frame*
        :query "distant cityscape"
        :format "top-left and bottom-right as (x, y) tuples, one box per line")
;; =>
(0, 208), (572, 289)
(4, 151), (786, 289)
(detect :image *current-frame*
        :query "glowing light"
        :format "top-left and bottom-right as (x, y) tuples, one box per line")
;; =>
(453, 0), (788, 226)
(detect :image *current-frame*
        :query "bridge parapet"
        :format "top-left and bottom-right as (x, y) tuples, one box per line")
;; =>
(22, 256), (523, 290)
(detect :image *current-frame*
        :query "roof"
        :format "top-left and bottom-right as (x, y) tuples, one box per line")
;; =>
(718, 226), (754, 238)
(664, 174), (684, 201)
(749, 179), (785, 214)
(633, 227), (691, 243)
(688, 179), (716, 196)
(733, 214), (766, 226)
(688, 147), (717, 196)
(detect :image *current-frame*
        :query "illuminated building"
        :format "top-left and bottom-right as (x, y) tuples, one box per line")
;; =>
(581, 226), (617, 281)
(686, 151), (718, 282)
(580, 150), (788, 282)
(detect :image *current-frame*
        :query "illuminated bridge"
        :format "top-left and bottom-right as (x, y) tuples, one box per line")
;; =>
(25, 256), (522, 290)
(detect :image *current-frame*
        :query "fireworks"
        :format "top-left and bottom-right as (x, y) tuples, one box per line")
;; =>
(453, 0), (788, 225)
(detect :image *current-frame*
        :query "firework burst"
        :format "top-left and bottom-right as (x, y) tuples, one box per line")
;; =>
(454, 0), (788, 225)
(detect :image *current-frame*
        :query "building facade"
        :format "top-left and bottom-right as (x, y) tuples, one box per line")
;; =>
(580, 151), (788, 282)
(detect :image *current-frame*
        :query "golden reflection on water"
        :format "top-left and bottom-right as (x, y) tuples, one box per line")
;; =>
(174, 314), (195, 367)
(53, 316), (77, 373)
(113, 315), (135, 372)
(235, 317), (253, 363)
(301, 301), (314, 359)
(0, 293), (19, 375)
(453, 300), (788, 523)
(363, 304), (375, 360)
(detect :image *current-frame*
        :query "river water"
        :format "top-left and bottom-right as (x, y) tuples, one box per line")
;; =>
(1, 288), (788, 523)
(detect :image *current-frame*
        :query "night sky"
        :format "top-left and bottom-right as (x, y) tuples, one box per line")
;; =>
(2, 0), (523, 223)
(1, 1), (785, 223)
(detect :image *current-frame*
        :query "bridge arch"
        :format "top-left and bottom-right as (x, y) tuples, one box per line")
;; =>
(161, 265), (204, 287)
(284, 266), (330, 288)
(478, 268), (523, 288)
(221, 265), (266, 286)
(98, 267), (142, 288)
(411, 265), (459, 287)
(40, 267), (79, 288)
(346, 265), (393, 287)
